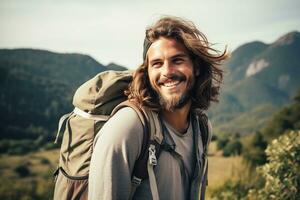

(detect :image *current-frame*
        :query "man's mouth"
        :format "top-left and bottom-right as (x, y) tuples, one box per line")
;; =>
(157, 74), (186, 88)
(161, 80), (181, 87)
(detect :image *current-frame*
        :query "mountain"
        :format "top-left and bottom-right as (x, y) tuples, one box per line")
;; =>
(0, 31), (299, 153)
(210, 31), (300, 134)
(106, 62), (128, 71)
(0, 49), (127, 153)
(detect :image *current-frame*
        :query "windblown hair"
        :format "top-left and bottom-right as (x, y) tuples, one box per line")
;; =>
(126, 16), (229, 111)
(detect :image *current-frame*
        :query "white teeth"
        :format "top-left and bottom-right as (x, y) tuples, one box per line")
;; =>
(163, 80), (180, 87)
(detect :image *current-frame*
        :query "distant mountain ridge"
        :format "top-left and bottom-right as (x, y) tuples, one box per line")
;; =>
(0, 48), (127, 153)
(210, 31), (300, 134)
(0, 31), (299, 153)
(0, 48), (127, 86)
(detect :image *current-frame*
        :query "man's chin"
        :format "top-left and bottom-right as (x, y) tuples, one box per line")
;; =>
(159, 94), (190, 112)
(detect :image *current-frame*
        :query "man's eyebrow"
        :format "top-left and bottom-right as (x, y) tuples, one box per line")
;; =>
(149, 52), (189, 65)
(171, 53), (189, 59)
(149, 58), (162, 64)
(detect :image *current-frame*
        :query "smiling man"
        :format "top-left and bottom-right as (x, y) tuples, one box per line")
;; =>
(89, 16), (228, 200)
(148, 37), (196, 114)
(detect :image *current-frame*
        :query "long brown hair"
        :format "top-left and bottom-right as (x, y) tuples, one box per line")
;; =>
(126, 16), (229, 111)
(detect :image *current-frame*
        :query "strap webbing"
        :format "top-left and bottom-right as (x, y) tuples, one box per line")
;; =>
(73, 107), (109, 121)
(54, 112), (73, 143)
(199, 153), (208, 196)
(129, 176), (142, 199)
(147, 144), (159, 200)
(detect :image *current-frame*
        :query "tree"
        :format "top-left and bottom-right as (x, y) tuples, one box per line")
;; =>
(217, 136), (229, 150)
(262, 90), (300, 142)
(223, 140), (243, 157)
(217, 133), (243, 157)
(243, 131), (267, 166)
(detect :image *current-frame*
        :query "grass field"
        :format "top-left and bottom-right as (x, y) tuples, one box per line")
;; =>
(0, 142), (243, 199)
(0, 149), (59, 200)
(206, 142), (243, 199)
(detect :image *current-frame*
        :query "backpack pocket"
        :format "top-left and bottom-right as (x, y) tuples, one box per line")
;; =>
(53, 167), (89, 200)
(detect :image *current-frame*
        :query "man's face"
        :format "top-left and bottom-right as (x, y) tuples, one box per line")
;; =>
(147, 37), (197, 111)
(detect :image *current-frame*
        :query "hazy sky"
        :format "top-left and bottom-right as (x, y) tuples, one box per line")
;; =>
(1, 0), (299, 69)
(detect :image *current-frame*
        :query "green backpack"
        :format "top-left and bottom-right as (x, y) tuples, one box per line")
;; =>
(53, 70), (210, 200)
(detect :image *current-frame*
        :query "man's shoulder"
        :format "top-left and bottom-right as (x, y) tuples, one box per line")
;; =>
(104, 106), (144, 131)
(94, 106), (144, 149)
(111, 106), (142, 122)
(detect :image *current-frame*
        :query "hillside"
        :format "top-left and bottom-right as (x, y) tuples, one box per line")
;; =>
(0, 49), (127, 153)
(210, 31), (300, 134)
(0, 31), (299, 152)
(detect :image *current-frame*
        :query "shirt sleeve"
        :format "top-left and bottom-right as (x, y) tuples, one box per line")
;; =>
(88, 107), (144, 200)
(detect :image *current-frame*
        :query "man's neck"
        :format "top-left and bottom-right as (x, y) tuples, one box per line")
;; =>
(161, 101), (191, 134)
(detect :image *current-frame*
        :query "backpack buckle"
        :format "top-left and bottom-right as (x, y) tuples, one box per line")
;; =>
(149, 144), (157, 166)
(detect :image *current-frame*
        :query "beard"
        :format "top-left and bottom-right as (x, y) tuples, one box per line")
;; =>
(152, 73), (195, 112)
(158, 90), (191, 112)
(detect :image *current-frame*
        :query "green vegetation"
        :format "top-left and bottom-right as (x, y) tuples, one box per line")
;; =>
(14, 163), (31, 177)
(1, 32), (300, 199)
(211, 179), (250, 200)
(209, 90), (300, 199)
(261, 90), (300, 142)
(242, 131), (267, 166)
(216, 133), (243, 157)
(243, 90), (300, 167)
(210, 130), (300, 199)
(0, 49), (127, 155)
(0, 150), (58, 200)
(213, 104), (279, 134)
(206, 141), (243, 199)
(223, 140), (242, 157)
(248, 131), (300, 200)
(210, 31), (300, 134)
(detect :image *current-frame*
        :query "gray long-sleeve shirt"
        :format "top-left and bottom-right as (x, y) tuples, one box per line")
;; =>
(89, 107), (211, 200)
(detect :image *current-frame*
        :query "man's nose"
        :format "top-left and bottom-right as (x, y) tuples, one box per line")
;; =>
(161, 61), (174, 77)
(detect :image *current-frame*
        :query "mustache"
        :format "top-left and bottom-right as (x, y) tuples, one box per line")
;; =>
(157, 74), (186, 85)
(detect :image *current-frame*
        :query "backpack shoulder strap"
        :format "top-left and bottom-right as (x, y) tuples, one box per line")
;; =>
(111, 100), (164, 176)
(194, 110), (211, 200)
(195, 110), (211, 153)
(111, 100), (151, 165)
(112, 101), (163, 200)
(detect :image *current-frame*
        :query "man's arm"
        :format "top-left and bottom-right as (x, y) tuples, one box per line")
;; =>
(88, 107), (144, 200)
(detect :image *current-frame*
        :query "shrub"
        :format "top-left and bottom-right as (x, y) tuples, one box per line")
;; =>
(243, 131), (267, 166)
(248, 130), (300, 200)
(211, 179), (249, 200)
(211, 134), (218, 141)
(40, 158), (50, 165)
(14, 164), (30, 177)
(217, 136), (229, 150)
(223, 140), (243, 157)
(2, 139), (38, 155)
(0, 140), (10, 153)
(216, 134), (243, 157)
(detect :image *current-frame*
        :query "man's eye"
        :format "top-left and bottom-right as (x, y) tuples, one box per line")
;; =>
(173, 58), (184, 64)
(152, 62), (162, 67)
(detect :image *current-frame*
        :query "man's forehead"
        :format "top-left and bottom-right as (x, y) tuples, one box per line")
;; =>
(147, 37), (189, 61)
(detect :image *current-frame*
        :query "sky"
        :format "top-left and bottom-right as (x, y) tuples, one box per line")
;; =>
(0, 0), (299, 69)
